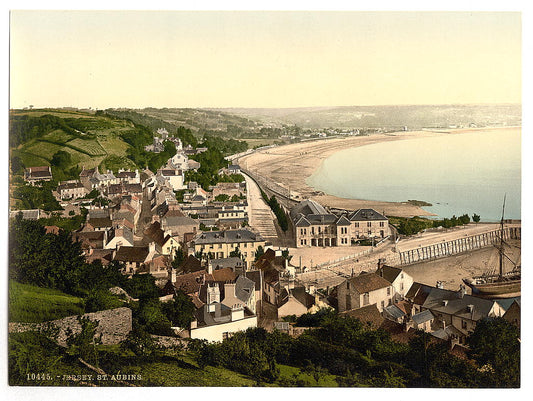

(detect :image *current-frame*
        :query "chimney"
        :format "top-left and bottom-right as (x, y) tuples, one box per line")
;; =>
(231, 305), (245, 321)
(224, 283), (236, 299)
(442, 300), (448, 307)
(149, 242), (156, 254)
(207, 284), (220, 308)
(467, 304), (474, 314)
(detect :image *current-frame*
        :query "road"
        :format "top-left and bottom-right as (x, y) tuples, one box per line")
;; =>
(243, 173), (278, 242)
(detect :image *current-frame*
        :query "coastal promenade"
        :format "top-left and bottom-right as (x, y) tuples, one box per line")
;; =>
(295, 222), (521, 290)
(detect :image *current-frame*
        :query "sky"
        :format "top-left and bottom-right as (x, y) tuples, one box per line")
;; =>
(9, 10), (522, 109)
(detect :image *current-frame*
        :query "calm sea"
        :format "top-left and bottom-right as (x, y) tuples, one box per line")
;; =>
(306, 128), (521, 221)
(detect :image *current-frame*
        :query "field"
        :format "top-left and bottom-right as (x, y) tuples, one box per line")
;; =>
(10, 110), (139, 172)
(8, 280), (85, 323)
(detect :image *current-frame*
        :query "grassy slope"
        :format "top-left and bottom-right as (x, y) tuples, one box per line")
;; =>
(9, 280), (85, 323)
(10, 109), (138, 172)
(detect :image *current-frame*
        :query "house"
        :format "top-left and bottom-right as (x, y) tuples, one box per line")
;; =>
(190, 281), (257, 342)
(57, 180), (87, 199)
(85, 248), (114, 266)
(228, 164), (241, 175)
(211, 182), (246, 200)
(160, 215), (199, 238)
(337, 272), (394, 313)
(73, 230), (107, 251)
(208, 257), (246, 274)
(340, 304), (417, 343)
(104, 226), (135, 250)
(411, 284), (506, 346)
(24, 166), (52, 185)
(85, 217), (113, 232)
(253, 248), (287, 305)
(409, 310), (435, 332)
(172, 269), (209, 296)
(156, 168), (186, 191)
(113, 245), (151, 274)
(376, 263), (413, 299)
(501, 298), (521, 328)
(291, 200), (390, 248)
(348, 209), (390, 239)
(383, 303), (408, 324)
(192, 229), (266, 269)
(179, 255), (203, 274)
(79, 167), (98, 190)
(116, 169), (140, 184)
(277, 288), (309, 318)
(277, 286), (329, 318)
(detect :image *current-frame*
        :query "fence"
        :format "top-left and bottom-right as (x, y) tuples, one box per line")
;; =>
(398, 226), (521, 265)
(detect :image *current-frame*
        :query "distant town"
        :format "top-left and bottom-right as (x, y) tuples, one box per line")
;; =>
(8, 107), (521, 387)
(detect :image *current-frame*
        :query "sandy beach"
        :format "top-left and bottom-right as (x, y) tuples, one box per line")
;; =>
(237, 127), (518, 218)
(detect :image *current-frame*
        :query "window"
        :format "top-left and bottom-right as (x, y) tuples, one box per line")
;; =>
(363, 293), (370, 305)
(381, 300), (385, 309)
(462, 320), (467, 329)
(367, 222), (372, 227)
(387, 287), (391, 296)
(355, 222), (359, 228)
(345, 294), (351, 310)
(379, 221), (385, 227)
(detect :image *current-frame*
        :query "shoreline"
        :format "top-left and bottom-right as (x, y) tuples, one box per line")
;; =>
(237, 127), (519, 218)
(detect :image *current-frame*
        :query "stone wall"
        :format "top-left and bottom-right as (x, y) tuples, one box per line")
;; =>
(9, 307), (132, 346)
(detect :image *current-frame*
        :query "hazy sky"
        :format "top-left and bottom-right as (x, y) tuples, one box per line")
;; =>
(10, 11), (521, 109)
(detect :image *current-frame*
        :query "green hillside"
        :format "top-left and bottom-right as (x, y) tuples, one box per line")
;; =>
(9, 280), (85, 323)
(10, 109), (139, 172)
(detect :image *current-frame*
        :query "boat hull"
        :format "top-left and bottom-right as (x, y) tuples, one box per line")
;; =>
(463, 279), (521, 299)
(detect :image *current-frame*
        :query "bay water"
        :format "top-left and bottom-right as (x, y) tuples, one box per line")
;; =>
(306, 128), (521, 221)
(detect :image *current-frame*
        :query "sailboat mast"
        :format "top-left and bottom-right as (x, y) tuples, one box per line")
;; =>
(499, 195), (506, 278)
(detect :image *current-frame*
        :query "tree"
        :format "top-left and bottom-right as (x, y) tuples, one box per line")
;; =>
(66, 316), (101, 366)
(136, 298), (173, 335)
(10, 155), (24, 174)
(83, 288), (123, 313)
(214, 194), (230, 202)
(229, 247), (242, 258)
(162, 290), (196, 328)
(121, 326), (157, 356)
(171, 247), (186, 270)
(468, 317), (520, 387)
(473, 214), (481, 224)
(51, 150), (72, 169)
(123, 273), (159, 300)
(254, 245), (265, 261)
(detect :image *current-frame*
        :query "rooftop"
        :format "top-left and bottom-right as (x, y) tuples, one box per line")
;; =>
(194, 229), (263, 244)
(347, 272), (391, 294)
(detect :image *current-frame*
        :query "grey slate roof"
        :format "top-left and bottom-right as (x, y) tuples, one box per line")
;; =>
(422, 287), (496, 321)
(336, 215), (352, 226)
(411, 309), (434, 325)
(496, 296), (521, 311)
(349, 209), (387, 221)
(384, 304), (407, 320)
(235, 276), (255, 303)
(209, 257), (245, 271)
(294, 216), (311, 227)
(195, 229), (264, 244)
(431, 325), (464, 341)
